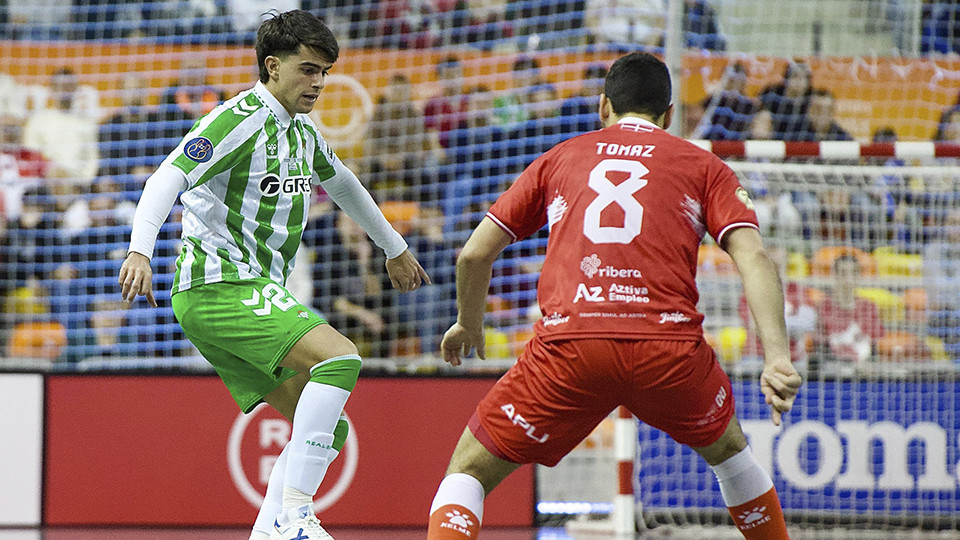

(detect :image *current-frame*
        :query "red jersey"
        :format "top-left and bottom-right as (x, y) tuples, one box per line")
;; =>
(486, 117), (758, 341)
(817, 297), (885, 363)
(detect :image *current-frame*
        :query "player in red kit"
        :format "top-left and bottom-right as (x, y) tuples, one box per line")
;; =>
(426, 52), (801, 540)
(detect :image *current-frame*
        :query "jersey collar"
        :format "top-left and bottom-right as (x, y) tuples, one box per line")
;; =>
(254, 81), (293, 127)
(617, 116), (659, 131)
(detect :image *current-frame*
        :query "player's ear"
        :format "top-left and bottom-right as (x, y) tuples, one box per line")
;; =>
(598, 93), (611, 125)
(661, 103), (674, 130)
(265, 55), (281, 81)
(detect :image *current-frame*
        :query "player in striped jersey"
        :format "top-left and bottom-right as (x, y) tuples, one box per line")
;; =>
(118, 11), (429, 540)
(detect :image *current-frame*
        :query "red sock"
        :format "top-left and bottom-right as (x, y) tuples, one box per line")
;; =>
(427, 503), (482, 539)
(726, 486), (790, 539)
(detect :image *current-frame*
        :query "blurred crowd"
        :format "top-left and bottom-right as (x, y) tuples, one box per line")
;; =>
(1, 1), (960, 370)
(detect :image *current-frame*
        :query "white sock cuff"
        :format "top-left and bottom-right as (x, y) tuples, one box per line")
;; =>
(711, 446), (774, 507)
(430, 472), (485, 522)
(711, 447), (759, 481)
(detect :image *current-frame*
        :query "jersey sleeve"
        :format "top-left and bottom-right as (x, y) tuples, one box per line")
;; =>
(486, 154), (549, 241)
(703, 157), (759, 246)
(307, 119), (340, 184)
(162, 98), (257, 189)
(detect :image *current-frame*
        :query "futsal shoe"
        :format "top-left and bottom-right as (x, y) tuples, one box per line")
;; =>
(272, 504), (334, 540)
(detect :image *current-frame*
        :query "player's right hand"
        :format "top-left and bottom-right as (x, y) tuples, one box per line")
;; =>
(440, 322), (485, 366)
(760, 360), (802, 426)
(119, 252), (158, 307)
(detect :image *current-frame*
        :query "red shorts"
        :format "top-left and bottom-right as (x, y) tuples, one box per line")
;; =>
(469, 335), (734, 466)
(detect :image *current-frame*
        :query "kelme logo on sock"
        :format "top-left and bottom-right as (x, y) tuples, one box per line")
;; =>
(441, 509), (475, 536)
(736, 505), (770, 530)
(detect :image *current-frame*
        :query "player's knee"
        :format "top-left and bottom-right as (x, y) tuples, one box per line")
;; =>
(309, 354), (362, 392)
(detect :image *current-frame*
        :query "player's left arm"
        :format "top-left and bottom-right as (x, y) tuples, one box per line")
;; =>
(441, 217), (513, 366)
(723, 226), (802, 425)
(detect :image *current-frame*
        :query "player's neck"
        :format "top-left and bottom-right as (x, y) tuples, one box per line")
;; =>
(603, 112), (661, 128)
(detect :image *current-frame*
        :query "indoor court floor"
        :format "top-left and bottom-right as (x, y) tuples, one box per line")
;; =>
(0, 528), (953, 540)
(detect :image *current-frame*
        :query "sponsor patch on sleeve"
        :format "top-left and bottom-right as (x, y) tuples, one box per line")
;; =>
(184, 136), (214, 163)
(735, 186), (755, 210)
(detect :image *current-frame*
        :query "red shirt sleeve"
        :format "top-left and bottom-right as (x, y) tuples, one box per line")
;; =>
(486, 154), (548, 241)
(703, 157), (759, 245)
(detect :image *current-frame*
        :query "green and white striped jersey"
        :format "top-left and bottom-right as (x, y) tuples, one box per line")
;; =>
(164, 81), (347, 293)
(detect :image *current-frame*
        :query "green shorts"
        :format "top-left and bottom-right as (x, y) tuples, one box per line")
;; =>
(172, 277), (327, 413)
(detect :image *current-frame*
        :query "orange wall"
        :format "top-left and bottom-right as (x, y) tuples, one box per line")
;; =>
(2, 41), (958, 143)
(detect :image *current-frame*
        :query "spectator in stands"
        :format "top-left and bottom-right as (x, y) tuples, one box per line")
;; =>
(4, 0), (71, 40)
(697, 62), (757, 140)
(506, 0), (584, 49)
(759, 61), (812, 140)
(0, 186), (62, 303)
(585, 0), (665, 47)
(305, 209), (395, 358)
(437, 0), (514, 49)
(70, 0), (146, 40)
(98, 73), (166, 178)
(22, 67), (99, 188)
(2, 278), (67, 363)
(815, 254), (885, 364)
(797, 88), (853, 142)
(493, 56), (548, 126)
(923, 208), (960, 358)
(227, 0), (299, 34)
(934, 106), (960, 142)
(423, 55), (469, 148)
(445, 84), (512, 219)
(160, 56), (226, 126)
(560, 63), (608, 134)
(368, 0), (436, 49)
(739, 247), (817, 367)
(921, 0), (960, 55)
(365, 73), (426, 171)
(681, 0), (726, 51)
(366, 74), (449, 206)
(586, 0), (725, 51)
(0, 114), (49, 222)
(64, 295), (135, 362)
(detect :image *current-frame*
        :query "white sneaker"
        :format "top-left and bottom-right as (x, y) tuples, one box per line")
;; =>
(273, 504), (334, 540)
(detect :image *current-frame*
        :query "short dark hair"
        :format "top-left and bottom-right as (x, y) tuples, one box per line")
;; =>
(256, 10), (339, 83)
(604, 52), (671, 118)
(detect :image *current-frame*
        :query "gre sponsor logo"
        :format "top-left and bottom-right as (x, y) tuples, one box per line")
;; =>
(227, 404), (358, 512)
(259, 175), (311, 196)
(742, 419), (958, 490)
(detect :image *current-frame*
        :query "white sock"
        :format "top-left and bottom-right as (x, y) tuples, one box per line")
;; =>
(251, 443), (289, 535)
(282, 381), (351, 509)
(710, 446), (774, 507)
(429, 472), (486, 523)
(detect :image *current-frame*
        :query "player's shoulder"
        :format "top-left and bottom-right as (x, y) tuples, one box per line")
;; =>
(191, 88), (266, 141)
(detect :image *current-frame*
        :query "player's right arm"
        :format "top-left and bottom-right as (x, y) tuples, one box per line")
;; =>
(723, 226), (802, 426)
(119, 165), (188, 307)
(441, 217), (514, 366)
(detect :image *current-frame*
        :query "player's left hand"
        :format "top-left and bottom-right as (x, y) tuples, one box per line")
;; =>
(385, 249), (431, 293)
(760, 360), (802, 426)
(441, 323), (485, 366)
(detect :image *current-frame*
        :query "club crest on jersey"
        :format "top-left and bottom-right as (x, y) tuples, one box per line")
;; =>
(259, 175), (311, 196)
(736, 186), (755, 210)
(184, 137), (213, 163)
